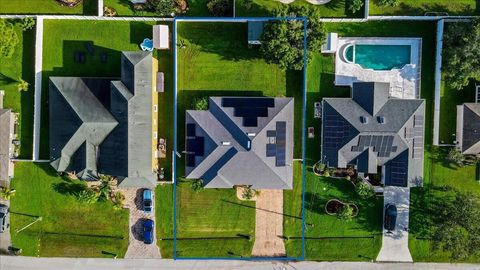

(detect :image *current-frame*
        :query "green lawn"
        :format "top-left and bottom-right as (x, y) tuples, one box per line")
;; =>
(0, 0), (97, 14)
(41, 20), (173, 161)
(10, 162), (129, 257)
(236, 0), (361, 18)
(104, 0), (223, 17)
(283, 161), (303, 258)
(0, 20), (35, 158)
(369, 0), (478, 16)
(156, 184), (174, 258)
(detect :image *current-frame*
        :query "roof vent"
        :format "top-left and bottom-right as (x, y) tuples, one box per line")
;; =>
(377, 116), (386, 124)
(360, 116), (368, 124)
(221, 141), (231, 146)
(247, 132), (256, 137)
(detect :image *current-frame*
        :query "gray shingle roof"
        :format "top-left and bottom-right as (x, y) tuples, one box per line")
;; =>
(322, 82), (425, 187)
(185, 97), (294, 189)
(456, 103), (480, 154)
(49, 51), (156, 188)
(0, 108), (12, 183)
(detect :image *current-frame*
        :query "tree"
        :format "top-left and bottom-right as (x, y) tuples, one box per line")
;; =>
(260, 6), (325, 70)
(207, 0), (231, 17)
(97, 175), (114, 201)
(433, 192), (480, 260)
(76, 189), (98, 204)
(377, 0), (399, 6)
(16, 17), (35, 31)
(348, 0), (364, 13)
(447, 148), (465, 167)
(0, 20), (19, 58)
(355, 182), (375, 199)
(146, 0), (176, 16)
(17, 79), (29, 92)
(443, 19), (480, 90)
(0, 187), (16, 200)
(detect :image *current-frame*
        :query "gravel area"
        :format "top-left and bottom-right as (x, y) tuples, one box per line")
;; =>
(122, 188), (161, 259)
(252, 190), (286, 257)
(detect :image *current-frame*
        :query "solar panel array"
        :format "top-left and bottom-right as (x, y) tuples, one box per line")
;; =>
(390, 160), (408, 186)
(351, 135), (397, 158)
(412, 115), (424, 159)
(222, 98), (275, 127)
(265, 122), (287, 166)
(185, 123), (205, 167)
(323, 114), (351, 149)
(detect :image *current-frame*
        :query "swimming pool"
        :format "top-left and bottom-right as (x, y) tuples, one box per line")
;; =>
(344, 44), (411, 70)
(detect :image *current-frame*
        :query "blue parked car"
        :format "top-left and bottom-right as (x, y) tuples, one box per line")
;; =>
(143, 219), (154, 244)
(384, 204), (397, 232)
(143, 189), (153, 214)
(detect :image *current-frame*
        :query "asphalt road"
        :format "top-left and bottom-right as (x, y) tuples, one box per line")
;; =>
(1, 257), (479, 270)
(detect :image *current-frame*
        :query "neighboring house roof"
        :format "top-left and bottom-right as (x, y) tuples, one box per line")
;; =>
(185, 97), (294, 189)
(49, 51), (156, 188)
(456, 103), (480, 155)
(0, 108), (13, 183)
(321, 82), (425, 187)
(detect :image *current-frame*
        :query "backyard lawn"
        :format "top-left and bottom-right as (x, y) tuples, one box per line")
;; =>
(0, 0), (97, 14)
(235, 0), (361, 18)
(104, 0), (223, 17)
(0, 20), (35, 159)
(369, 0), (479, 16)
(10, 162), (129, 257)
(40, 20), (173, 163)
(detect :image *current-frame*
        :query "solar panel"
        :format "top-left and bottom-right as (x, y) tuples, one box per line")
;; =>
(186, 154), (195, 167)
(187, 123), (196, 137)
(222, 98), (275, 127)
(266, 144), (276, 157)
(390, 161), (407, 186)
(276, 121), (286, 166)
(195, 137), (205, 156)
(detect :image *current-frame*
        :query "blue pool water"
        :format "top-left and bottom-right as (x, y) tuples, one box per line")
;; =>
(345, 44), (411, 70)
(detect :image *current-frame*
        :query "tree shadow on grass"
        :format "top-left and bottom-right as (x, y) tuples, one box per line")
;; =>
(52, 180), (86, 197)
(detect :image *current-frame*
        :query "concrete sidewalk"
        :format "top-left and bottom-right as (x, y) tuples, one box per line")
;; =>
(376, 186), (412, 262)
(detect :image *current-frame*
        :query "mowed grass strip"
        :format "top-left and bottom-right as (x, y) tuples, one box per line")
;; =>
(0, 0), (97, 14)
(10, 162), (129, 257)
(369, 0), (478, 16)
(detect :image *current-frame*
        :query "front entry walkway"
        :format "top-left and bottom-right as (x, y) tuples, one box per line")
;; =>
(122, 188), (161, 259)
(376, 186), (413, 262)
(252, 190), (285, 257)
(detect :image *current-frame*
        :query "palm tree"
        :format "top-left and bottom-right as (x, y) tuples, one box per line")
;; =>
(0, 187), (16, 200)
(17, 79), (29, 92)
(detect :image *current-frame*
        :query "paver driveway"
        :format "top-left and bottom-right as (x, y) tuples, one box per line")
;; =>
(376, 186), (412, 262)
(252, 189), (285, 257)
(122, 188), (161, 259)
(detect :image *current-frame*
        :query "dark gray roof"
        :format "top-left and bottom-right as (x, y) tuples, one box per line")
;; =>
(456, 103), (480, 154)
(322, 82), (425, 187)
(49, 51), (156, 188)
(185, 97), (294, 189)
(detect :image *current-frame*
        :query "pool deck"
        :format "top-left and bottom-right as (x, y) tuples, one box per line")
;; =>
(334, 37), (422, 99)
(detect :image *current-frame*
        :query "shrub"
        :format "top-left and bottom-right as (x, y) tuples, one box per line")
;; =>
(175, 0), (188, 13)
(207, 0), (231, 17)
(241, 186), (259, 200)
(348, 0), (364, 13)
(16, 17), (35, 31)
(378, 0), (399, 6)
(337, 205), (354, 221)
(190, 179), (204, 191)
(355, 182), (375, 199)
(17, 79), (29, 92)
(0, 187), (16, 200)
(76, 189), (98, 204)
(147, 0), (176, 16)
(193, 97), (209, 110)
(112, 192), (125, 210)
(323, 170), (330, 177)
(0, 20), (19, 58)
(104, 6), (118, 17)
(242, 0), (253, 10)
(447, 148), (465, 167)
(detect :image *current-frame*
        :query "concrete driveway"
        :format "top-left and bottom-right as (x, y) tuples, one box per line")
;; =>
(376, 186), (413, 262)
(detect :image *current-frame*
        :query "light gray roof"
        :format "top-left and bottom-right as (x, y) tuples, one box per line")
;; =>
(185, 97), (294, 189)
(0, 109), (12, 183)
(456, 103), (480, 154)
(322, 82), (425, 187)
(49, 51), (156, 188)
